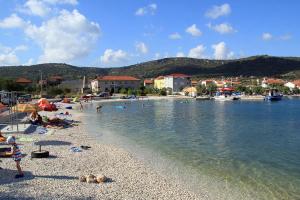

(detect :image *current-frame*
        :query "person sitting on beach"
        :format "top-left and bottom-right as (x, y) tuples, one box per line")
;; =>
(0, 131), (6, 142)
(6, 136), (24, 178)
(30, 111), (42, 125)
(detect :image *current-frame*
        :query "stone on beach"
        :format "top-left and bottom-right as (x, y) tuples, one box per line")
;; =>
(86, 174), (96, 183)
(96, 174), (107, 183)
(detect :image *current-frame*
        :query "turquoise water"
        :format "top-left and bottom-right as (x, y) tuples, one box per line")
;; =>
(84, 98), (300, 199)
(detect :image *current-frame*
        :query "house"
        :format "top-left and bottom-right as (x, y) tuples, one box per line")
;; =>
(182, 87), (197, 97)
(191, 80), (199, 87)
(201, 80), (216, 87)
(91, 75), (140, 93)
(15, 78), (32, 86)
(285, 80), (300, 90)
(154, 76), (165, 90)
(164, 73), (191, 93)
(261, 78), (284, 88)
(144, 79), (154, 87)
(284, 82), (296, 89)
(48, 76), (63, 86)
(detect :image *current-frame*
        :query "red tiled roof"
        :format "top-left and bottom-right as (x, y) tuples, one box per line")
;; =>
(293, 80), (300, 86)
(50, 76), (63, 80)
(16, 77), (32, 83)
(167, 73), (190, 78)
(155, 76), (164, 80)
(144, 79), (153, 84)
(98, 76), (140, 81)
(266, 79), (284, 84)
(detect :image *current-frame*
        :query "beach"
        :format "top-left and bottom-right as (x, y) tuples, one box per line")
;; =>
(0, 106), (206, 200)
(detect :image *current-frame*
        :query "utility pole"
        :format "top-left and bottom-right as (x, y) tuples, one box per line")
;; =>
(40, 70), (43, 97)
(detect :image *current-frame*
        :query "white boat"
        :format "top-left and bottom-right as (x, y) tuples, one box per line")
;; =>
(213, 95), (239, 101)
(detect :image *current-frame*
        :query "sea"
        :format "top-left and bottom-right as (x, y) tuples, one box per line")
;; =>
(83, 98), (300, 200)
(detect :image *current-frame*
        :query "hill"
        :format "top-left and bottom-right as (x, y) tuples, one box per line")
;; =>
(1, 56), (300, 81)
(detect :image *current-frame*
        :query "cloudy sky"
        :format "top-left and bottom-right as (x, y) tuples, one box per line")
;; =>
(0, 0), (299, 67)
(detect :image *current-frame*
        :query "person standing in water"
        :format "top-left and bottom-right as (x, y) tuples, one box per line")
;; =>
(79, 101), (84, 111)
(7, 136), (24, 178)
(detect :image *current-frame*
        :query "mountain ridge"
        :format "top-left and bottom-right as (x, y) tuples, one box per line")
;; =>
(1, 55), (300, 81)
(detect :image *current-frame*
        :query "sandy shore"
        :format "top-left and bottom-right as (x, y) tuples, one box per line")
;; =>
(0, 108), (207, 200)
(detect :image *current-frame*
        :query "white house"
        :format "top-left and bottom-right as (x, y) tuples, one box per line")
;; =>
(284, 82), (296, 90)
(164, 74), (191, 93)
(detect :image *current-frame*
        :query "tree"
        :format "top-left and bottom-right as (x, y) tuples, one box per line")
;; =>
(196, 84), (206, 95)
(252, 86), (265, 95)
(119, 88), (127, 94)
(160, 88), (167, 96)
(206, 83), (217, 95)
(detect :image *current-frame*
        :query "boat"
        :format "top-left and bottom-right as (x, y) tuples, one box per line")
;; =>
(213, 88), (241, 101)
(264, 89), (283, 101)
(196, 96), (211, 100)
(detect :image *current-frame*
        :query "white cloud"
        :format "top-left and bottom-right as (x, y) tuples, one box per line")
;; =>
(186, 24), (202, 37)
(212, 42), (234, 60)
(22, 0), (51, 17)
(25, 9), (100, 63)
(0, 44), (27, 66)
(43, 0), (78, 5)
(279, 34), (292, 41)
(0, 14), (26, 29)
(262, 32), (273, 41)
(205, 3), (231, 19)
(100, 49), (128, 64)
(188, 45), (206, 58)
(0, 53), (19, 66)
(154, 52), (161, 59)
(169, 32), (181, 40)
(207, 23), (236, 34)
(135, 4), (157, 16)
(176, 52), (185, 57)
(24, 58), (34, 65)
(135, 42), (148, 54)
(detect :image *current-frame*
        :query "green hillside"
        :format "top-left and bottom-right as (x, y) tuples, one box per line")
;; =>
(1, 56), (300, 81)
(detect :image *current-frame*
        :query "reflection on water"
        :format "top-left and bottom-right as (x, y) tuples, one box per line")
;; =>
(85, 99), (300, 200)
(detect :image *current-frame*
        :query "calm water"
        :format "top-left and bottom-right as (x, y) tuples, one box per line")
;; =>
(84, 98), (300, 199)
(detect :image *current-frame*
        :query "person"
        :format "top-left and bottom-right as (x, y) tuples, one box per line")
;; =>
(79, 101), (84, 111)
(7, 136), (24, 178)
(96, 105), (102, 112)
(0, 131), (6, 142)
(29, 111), (42, 125)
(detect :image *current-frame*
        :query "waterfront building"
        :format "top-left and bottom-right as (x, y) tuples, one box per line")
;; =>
(144, 79), (154, 87)
(91, 76), (140, 93)
(154, 76), (165, 90)
(164, 73), (191, 93)
(261, 78), (284, 88)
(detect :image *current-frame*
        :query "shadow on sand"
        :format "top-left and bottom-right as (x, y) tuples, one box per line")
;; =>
(0, 168), (77, 185)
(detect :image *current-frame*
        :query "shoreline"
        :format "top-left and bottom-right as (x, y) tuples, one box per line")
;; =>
(0, 107), (206, 199)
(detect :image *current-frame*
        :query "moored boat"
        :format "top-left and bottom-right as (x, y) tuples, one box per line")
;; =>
(264, 89), (283, 101)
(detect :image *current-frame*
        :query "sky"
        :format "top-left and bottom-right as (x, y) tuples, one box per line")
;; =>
(0, 0), (299, 67)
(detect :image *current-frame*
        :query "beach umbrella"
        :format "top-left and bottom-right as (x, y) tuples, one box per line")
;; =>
(0, 103), (6, 109)
(38, 98), (49, 105)
(13, 103), (41, 113)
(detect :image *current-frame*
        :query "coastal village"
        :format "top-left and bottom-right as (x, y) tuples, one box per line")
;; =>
(2, 73), (300, 99)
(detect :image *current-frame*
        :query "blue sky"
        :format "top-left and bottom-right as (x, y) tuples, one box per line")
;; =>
(0, 0), (299, 67)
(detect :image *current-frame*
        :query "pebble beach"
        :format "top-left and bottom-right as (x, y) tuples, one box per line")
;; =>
(0, 107), (207, 200)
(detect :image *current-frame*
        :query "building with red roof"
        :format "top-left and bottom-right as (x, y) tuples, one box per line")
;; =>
(144, 79), (154, 87)
(164, 73), (191, 93)
(91, 75), (140, 93)
(15, 78), (32, 86)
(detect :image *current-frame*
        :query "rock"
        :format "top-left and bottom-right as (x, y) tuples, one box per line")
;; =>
(96, 174), (107, 183)
(79, 175), (86, 182)
(86, 174), (96, 183)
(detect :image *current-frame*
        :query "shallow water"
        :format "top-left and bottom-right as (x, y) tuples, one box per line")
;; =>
(84, 98), (300, 199)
